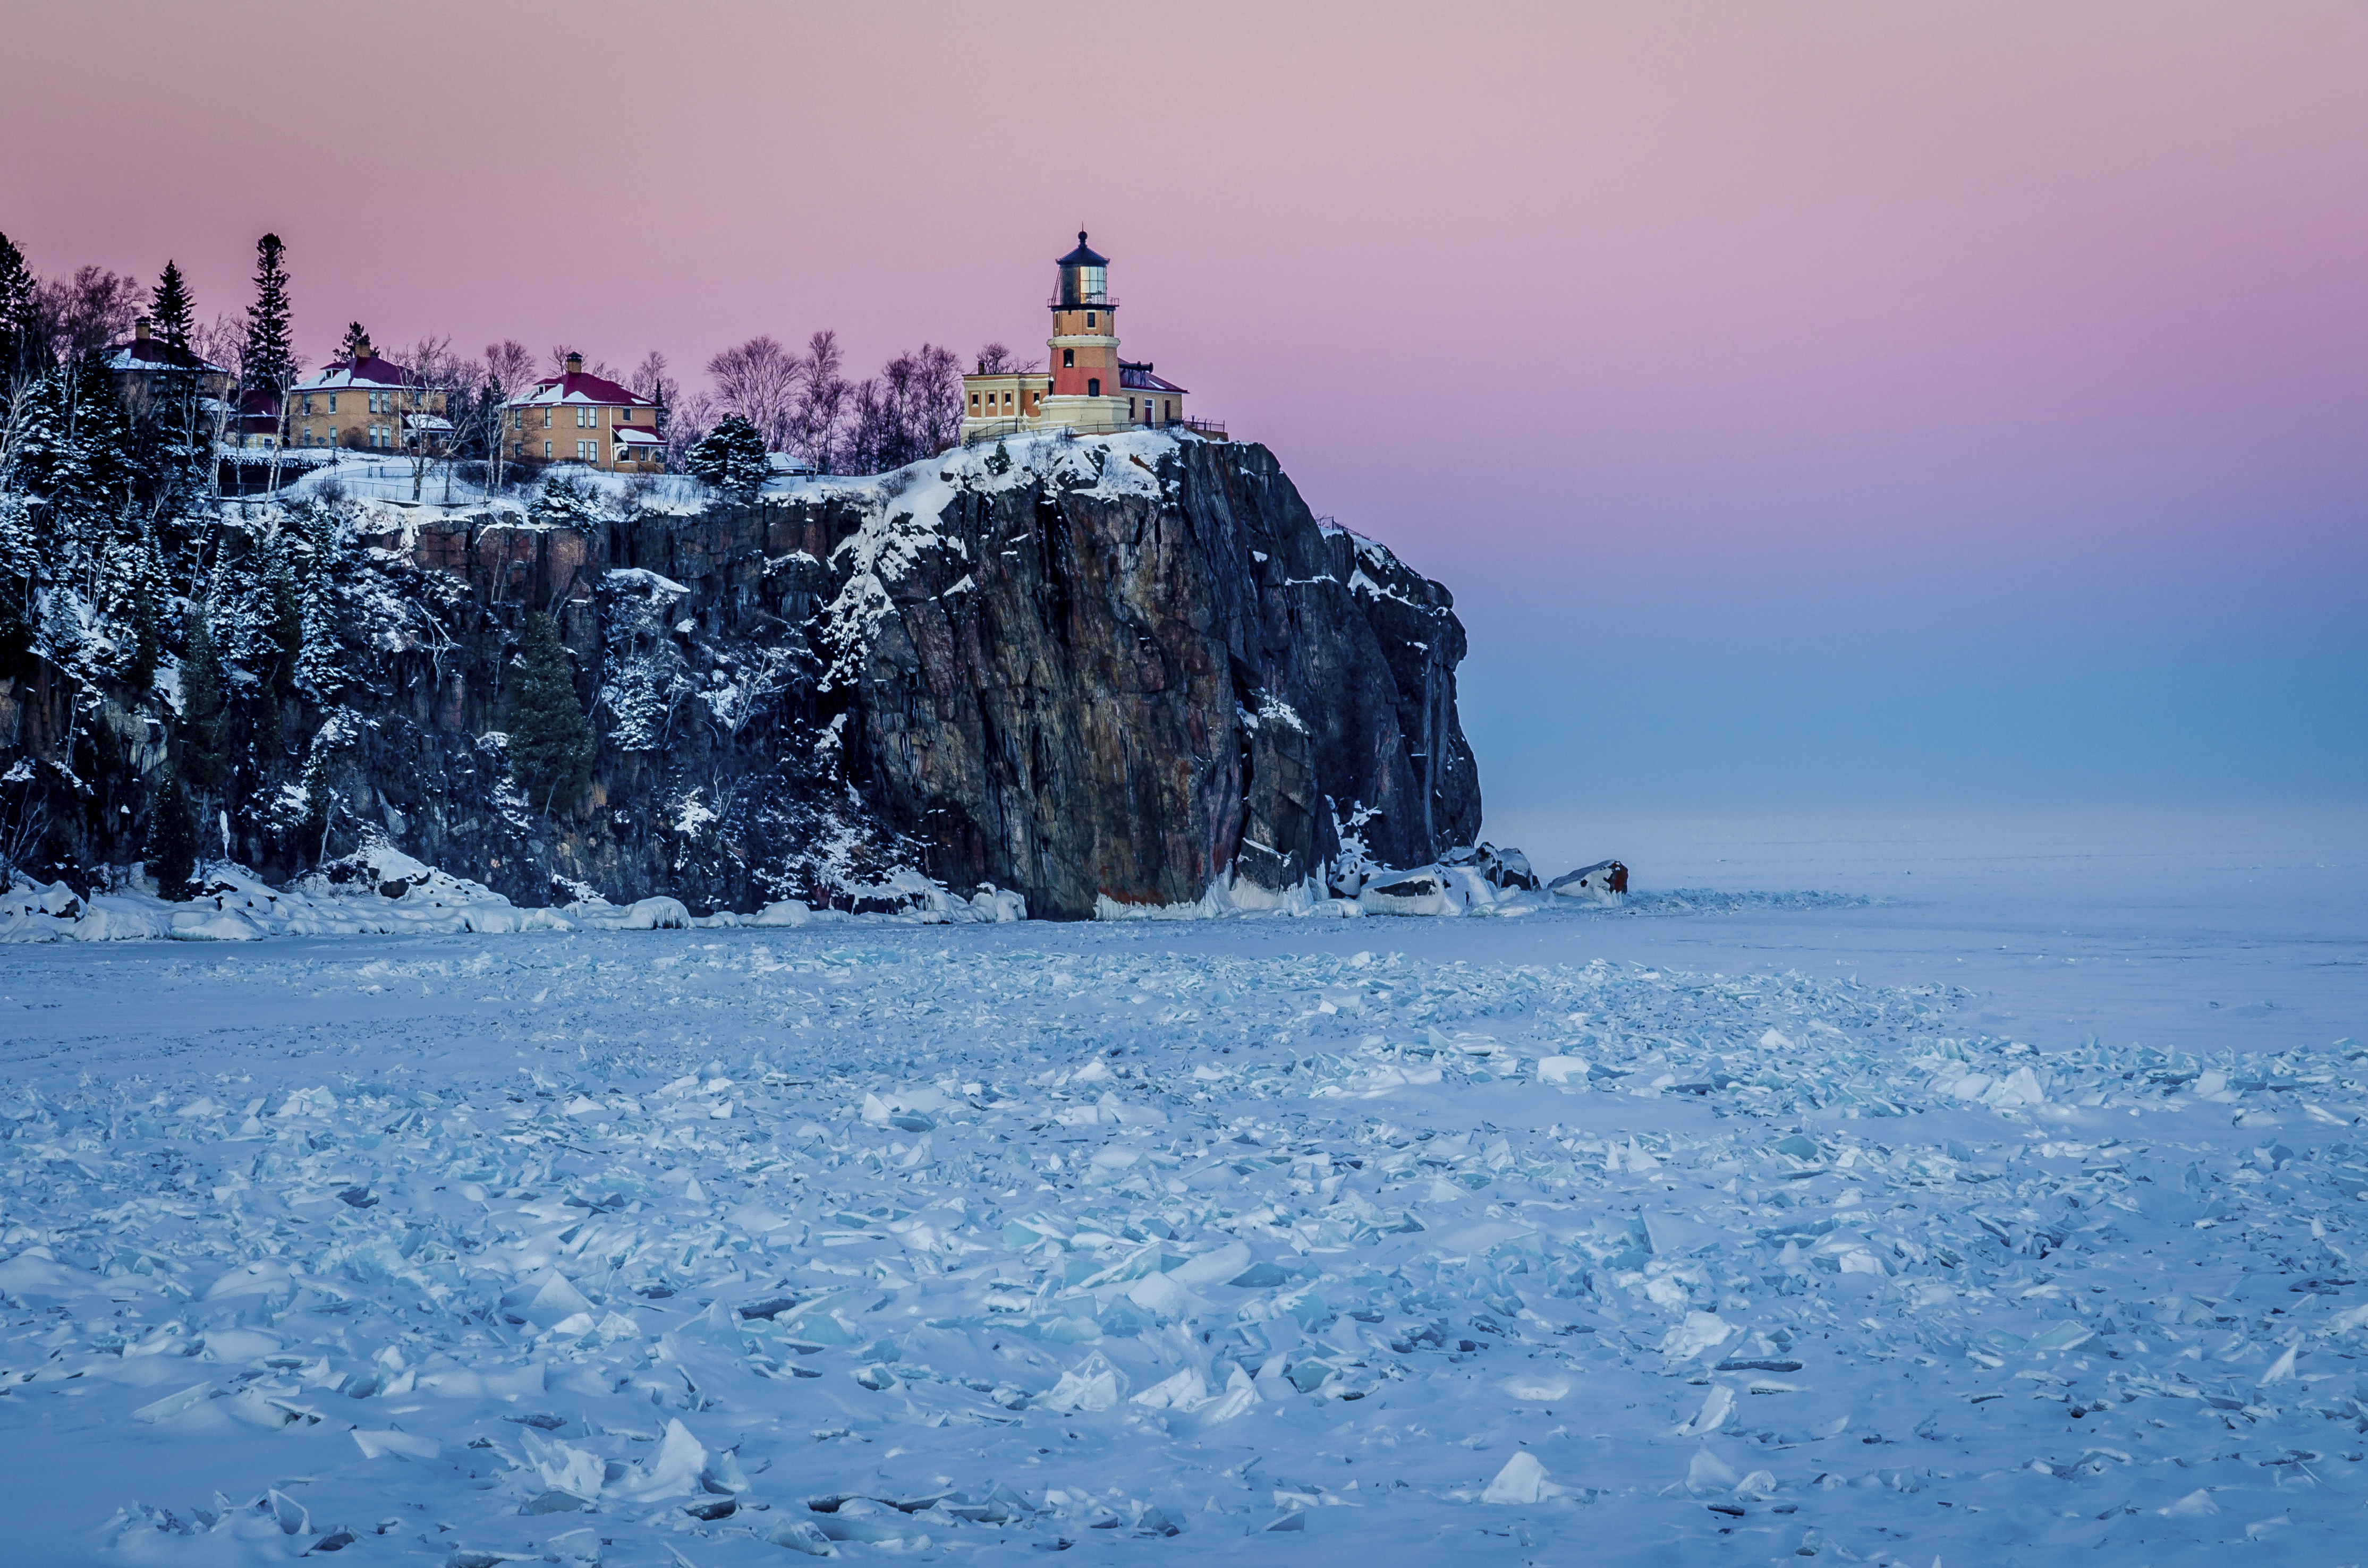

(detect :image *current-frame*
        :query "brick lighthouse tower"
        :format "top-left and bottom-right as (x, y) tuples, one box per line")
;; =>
(1038, 232), (1128, 430)
(960, 231), (1198, 441)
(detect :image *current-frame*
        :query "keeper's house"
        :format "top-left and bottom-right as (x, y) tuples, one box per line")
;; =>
(504, 353), (665, 473)
(284, 335), (451, 453)
(960, 233), (1210, 442)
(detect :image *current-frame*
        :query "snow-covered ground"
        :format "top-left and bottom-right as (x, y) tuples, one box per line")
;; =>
(3, 808), (2363, 1566)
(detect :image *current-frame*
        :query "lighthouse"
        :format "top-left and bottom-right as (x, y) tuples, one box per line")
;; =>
(1044, 232), (1123, 416)
(960, 232), (1198, 442)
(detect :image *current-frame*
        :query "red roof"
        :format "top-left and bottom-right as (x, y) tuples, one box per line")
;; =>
(512, 369), (655, 410)
(105, 337), (230, 376)
(292, 352), (418, 391)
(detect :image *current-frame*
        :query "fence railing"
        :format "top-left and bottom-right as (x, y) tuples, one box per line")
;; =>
(958, 415), (1229, 449)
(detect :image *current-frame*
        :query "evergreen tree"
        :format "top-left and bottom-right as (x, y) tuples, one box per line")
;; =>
(7, 367), (70, 495)
(0, 495), (38, 658)
(293, 514), (345, 700)
(529, 474), (601, 529)
(338, 321), (369, 364)
(685, 415), (768, 497)
(97, 530), (165, 689)
(240, 234), (294, 398)
(0, 229), (36, 384)
(67, 352), (135, 521)
(150, 262), (194, 352)
(147, 770), (197, 900)
(179, 604), (228, 791)
(296, 743), (334, 862)
(262, 538), (302, 697)
(506, 612), (595, 814)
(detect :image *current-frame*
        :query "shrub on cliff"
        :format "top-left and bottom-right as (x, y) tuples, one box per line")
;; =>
(147, 771), (197, 900)
(686, 415), (768, 498)
(176, 607), (227, 791)
(506, 613), (595, 814)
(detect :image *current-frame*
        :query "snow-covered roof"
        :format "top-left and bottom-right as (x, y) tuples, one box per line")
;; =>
(104, 337), (230, 377)
(291, 353), (420, 393)
(508, 368), (656, 411)
(610, 427), (663, 447)
(403, 414), (454, 433)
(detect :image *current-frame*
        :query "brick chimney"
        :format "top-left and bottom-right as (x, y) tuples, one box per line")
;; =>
(353, 335), (372, 364)
(134, 317), (151, 341)
(565, 352), (583, 377)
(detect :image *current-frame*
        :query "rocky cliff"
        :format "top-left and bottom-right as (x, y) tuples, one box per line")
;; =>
(0, 431), (1481, 919)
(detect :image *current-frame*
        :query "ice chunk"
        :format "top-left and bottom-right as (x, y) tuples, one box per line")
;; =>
(1643, 1212), (1720, 1256)
(1686, 1447), (1740, 1494)
(351, 1427), (440, 1461)
(1500, 1374), (1571, 1402)
(1661, 1311), (1737, 1362)
(1481, 1451), (1553, 1504)
(1676, 1383), (1735, 1436)
(522, 1429), (603, 1495)
(765, 1518), (835, 1555)
(1170, 1240), (1253, 1288)
(505, 1272), (595, 1330)
(1536, 1055), (1588, 1085)
(608, 1418), (707, 1501)
(1733, 1470), (1778, 1502)
(267, 1489), (309, 1536)
(2160, 1489), (2220, 1517)
(1133, 1367), (1213, 1411)
(131, 1381), (216, 1423)
(1039, 1351), (1128, 1412)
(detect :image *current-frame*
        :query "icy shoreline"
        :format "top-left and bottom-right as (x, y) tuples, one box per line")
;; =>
(1, 872), (2362, 1566)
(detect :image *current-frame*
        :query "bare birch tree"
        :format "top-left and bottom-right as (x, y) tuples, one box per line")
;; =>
(480, 339), (537, 493)
(706, 336), (800, 453)
(392, 335), (460, 502)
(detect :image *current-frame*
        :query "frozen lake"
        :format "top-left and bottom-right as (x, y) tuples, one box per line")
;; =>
(3, 807), (2363, 1566)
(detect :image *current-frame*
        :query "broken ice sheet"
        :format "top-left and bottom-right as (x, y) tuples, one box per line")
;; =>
(1, 916), (2358, 1566)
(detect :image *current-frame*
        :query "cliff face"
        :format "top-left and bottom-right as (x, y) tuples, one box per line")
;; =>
(837, 436), (1478, 915)
(0, 432), (1480, 919)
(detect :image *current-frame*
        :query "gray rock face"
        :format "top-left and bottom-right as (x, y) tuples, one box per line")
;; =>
(838, 437), (1479, 916)
(1, 434), (1481, 918)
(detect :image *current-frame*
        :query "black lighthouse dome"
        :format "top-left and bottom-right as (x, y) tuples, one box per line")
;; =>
(1054, 231), (1112, 308)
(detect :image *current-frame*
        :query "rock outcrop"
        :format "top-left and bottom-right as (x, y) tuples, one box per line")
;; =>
(0, 431), (1481, 919)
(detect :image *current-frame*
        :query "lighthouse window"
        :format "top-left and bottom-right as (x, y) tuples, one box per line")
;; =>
(1087, 312), (1096, 328)
(1088, 377), (1100, 397)
(1063, 349), (1074, 368)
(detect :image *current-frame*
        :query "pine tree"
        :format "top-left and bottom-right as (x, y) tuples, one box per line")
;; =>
(0, 229), (36, 384)
(147, 770), (197, 899)
(7, 367), (70, 496)
(293, 514), (345, 700)
(241, 234), (294, 398)
(338, 321), (369, 364)
(262, 539), (302, 697)
(97, 530), (165, 690)
(68, 352), (135, 521)
(0, 495), (38, 658)
(686, 415), (769, 497)
(530, 474), (601, 529)
(179, 604), (228, 791)
(296, 743), (334, 862)
(150, 262), (194, 352)
(506, 612), (595, 814)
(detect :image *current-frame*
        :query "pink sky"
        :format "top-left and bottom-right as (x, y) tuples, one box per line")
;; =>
(6, 2), (2364, 805)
